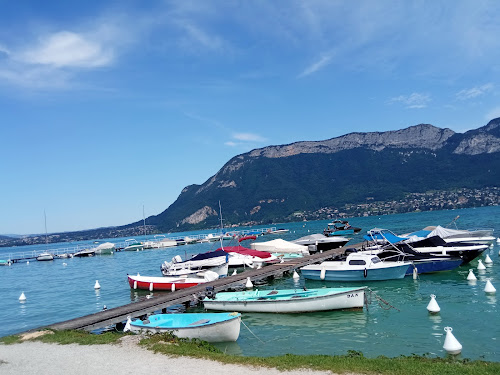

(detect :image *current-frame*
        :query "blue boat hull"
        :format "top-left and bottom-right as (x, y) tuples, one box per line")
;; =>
(406, 259), (462, 275)
(301, 265), (408, 281)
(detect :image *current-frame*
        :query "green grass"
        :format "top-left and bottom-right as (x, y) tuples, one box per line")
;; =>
(139, 333), (500, 375)
(0, 335), (22, 345)
(0, 330), (123, 346)
(3, 330), (499, 375)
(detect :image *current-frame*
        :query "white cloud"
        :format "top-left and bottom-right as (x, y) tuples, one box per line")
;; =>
(485, 106), (500, 121)
(298, 54), (332, 78)
(456, 83), (494, 100)
(233, 132), (267, 142)
(19, 31), (113, 68)
(224, 141), (238, 147)
(389, 93), (431, 109)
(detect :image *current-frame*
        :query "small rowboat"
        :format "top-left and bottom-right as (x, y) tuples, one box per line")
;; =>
(203, 287), (366, 313)
(128, 312), (241, 342)
(127, 270), (219, 291)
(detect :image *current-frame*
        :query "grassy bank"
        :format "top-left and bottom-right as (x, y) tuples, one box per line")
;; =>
(2, 330), (499, 375)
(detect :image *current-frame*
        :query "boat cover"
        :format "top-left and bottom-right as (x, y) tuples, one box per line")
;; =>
(364, 231), (407, 244)
(292, 234), (348, 244)
(189, 249), (228, 262)
(250, 239), (308, 254)
(220, 246), (272, 259)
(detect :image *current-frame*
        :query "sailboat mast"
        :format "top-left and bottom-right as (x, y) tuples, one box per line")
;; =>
(143, 205), (146, 236)
(44, 209), (48, 245)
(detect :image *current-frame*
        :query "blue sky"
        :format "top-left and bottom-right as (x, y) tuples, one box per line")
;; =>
(1, 1), (500, 235)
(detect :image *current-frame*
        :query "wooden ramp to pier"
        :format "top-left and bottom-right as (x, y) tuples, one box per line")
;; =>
(47, 245), (356, 332)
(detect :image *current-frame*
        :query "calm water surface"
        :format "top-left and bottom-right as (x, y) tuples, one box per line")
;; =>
(1, 206), (499, 361)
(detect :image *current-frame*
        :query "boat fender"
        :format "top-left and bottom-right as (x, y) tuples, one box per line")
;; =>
(363, 268), (368, 278)
(320, 268), (326, 280)
(133, 281), (138, 290)
(149, 283), (153, 292)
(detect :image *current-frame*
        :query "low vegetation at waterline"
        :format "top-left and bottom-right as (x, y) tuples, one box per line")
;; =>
(2, 330), (499, 375)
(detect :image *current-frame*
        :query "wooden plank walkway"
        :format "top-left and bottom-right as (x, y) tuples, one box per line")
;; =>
(46, 244), (358, 332)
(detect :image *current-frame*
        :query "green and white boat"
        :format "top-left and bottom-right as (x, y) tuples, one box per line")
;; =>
(203, 286), (365, 313)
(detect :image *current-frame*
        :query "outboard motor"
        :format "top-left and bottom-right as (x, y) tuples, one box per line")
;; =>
(205, 286), (216, 300)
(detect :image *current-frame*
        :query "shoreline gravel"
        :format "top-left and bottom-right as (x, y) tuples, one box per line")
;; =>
(0, 336), (337, 375)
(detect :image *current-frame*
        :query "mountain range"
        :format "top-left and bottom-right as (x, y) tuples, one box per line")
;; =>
(141, 117), (500, 232)
(2, 117), (500, 246)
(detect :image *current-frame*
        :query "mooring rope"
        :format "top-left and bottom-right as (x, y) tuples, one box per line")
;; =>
(241, 319), (266, 344)
(367, 288), (400, 312)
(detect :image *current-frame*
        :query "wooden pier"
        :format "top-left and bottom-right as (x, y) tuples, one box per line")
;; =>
(46, 246), (354, 332)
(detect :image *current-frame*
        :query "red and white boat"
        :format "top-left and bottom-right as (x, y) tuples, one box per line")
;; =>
(128, 271), (219, 291)
(220, 235), (279, 268)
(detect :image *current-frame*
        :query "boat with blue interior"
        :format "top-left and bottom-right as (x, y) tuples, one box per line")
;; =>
(203, 286), (366, 313)
(127, 312), (241, 342)
(323, 220), (361, 237)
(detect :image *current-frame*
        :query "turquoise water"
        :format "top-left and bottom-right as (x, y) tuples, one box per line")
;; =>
(1, 206), (499, 361)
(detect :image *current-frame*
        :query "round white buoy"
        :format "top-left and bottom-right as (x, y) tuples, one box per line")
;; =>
(443, 327), (462, 355)
(19, 292), (26, 302)
(484, 254), (493, 264)
(427, 294), (440, 314)
(467, 269), (477, 281)
(497, 237), (500, 243)
(149, 283), (154, 292)
(171, 283), (176, 292)
(292, 270), (300, 279)
(477, 259), (486, 271)
(485, 280), (496, 293)
(63, 262), (67, 266)
(94, 280), (101, 289)
(124, 317), (132, 332)
(26, 261), (29, 265)
(245, 277), (253, 289)
(133, 280), (137, 290)
(231, 269), (237, 276)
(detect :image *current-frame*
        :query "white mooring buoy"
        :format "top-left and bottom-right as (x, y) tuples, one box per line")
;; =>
(467, 269), (477, 281)
(124, 316), (131, 332)
(485, 280), (496, 293)
(245, 277), (253, 289)
(477, 259), (486, 271)
(484, 254), (493, 264)
(292, 270), (300, 279)
(19, 292), (26, 302)
(443, 327), (462, 355)
(94, 280), (101, 289)
(26, 261), (29, 265)
(427, 294), (440, 314)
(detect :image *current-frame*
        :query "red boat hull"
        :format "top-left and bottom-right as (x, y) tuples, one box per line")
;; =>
(127, 275), (201, 291)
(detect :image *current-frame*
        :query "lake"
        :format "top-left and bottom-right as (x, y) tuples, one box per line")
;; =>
(1, 206), (499, 361)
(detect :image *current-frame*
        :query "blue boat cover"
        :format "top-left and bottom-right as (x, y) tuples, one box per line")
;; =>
(364, 232), (408, 244)
(406, 230), (432, 238)
(189, 249), (228, 261)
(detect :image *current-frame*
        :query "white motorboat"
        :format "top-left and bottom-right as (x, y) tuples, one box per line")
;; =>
(301, 253), (410, 281)
(291, 234), (350, 252)
(123, 239), (144, 251)
(36, 252), (54, 261)
(161, 249), (229, 277)
(250, 238), (309, 255)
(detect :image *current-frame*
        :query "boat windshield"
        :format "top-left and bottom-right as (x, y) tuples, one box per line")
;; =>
(371, 257), (381, 264)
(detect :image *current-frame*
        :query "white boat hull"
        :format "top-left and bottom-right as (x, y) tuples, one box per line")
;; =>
(130, 315), (241, 342)
(204, 288), (365, 313)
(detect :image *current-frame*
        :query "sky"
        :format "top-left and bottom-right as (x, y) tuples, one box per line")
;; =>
(1, 1), (500, 235)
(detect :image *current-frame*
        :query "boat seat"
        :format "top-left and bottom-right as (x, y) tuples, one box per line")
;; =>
(189, 319), (210, 325)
